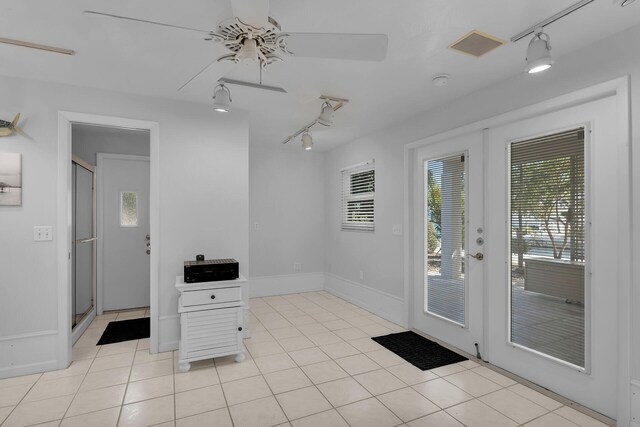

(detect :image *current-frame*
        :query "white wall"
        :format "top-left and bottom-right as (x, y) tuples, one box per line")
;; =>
(249, 145), (325, 296)
(0, 75), (248, 377)
(72, 125), (150, 165)
(324, 23), (640, 421)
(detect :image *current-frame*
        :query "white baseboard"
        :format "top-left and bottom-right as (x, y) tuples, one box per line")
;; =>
(249, 273), (325, 298)
(631, 380), (640, 427)
(159, 341), (179, 353)
(324, 273), (406, 327)
(0, 360), (59, 379)
(0, 330), (58, 379)
(158, 314), (180, 354)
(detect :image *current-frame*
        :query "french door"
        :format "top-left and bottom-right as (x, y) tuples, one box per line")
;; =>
(484, 95), (618, 418)
(413, 132), (485, 356)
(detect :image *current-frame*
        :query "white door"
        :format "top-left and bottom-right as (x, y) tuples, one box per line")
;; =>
(413, 132), (485, 356)
(98, 154), (150, 312)
(484, 96), (618, 418)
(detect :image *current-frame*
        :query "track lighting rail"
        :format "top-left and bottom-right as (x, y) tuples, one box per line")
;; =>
(510, 0), (595, 43)
(218, 78), (287, 93)
(281, 95), (349, 145)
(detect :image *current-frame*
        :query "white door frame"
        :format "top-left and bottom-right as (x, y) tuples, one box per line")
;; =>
(57, 112), (161, 369)
(403, 76), (631, 424)
(96, 153), (151, 315)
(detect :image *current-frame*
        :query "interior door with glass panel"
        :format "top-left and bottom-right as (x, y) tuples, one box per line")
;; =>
(413, 132), (484, 355)
(484, 96), (618, 418)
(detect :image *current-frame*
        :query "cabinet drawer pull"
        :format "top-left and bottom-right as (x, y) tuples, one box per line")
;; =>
(210, 295), (216, 300)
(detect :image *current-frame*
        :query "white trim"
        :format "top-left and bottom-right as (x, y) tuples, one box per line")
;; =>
(58, 112), (161, 373)
(158, 314), (180, 353)
(71, 308), (96, 345)
(0, 361), (59, 379)
(0, 330), (59, 379)
(0, 330), (58, 342)
(340, 159), (374, 172)
(402, 76), (631, 424)
(324, 273), (406, 327)
(249, 273), (325, 298)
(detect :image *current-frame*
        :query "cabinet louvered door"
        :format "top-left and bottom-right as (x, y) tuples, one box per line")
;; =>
(183, 306), (243, 359)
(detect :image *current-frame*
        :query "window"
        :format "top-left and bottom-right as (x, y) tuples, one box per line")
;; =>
(120, 191), (138, 227)
(341, 160), (375, 231)
(509, 127), (586, 368)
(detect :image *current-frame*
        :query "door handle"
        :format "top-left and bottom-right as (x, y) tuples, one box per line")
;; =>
(74, 237), (97, 244)
(469, 252), (484, 261)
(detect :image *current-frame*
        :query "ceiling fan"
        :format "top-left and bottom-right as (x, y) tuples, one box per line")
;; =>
(85, 0), (389, 102)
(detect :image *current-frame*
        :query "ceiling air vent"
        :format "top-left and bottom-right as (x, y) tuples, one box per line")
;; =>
(448, 30), (506, 57)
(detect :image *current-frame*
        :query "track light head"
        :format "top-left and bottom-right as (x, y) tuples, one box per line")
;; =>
(212, 84), (232, 113)
(317, 102), (335, 126)
(301, 130), (313, 150)
(526, 29), (554, 74)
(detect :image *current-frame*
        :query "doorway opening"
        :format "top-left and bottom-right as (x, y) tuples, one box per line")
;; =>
(70, 124), (151, 345)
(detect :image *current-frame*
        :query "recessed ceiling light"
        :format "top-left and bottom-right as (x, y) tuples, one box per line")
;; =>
(432, 74), (450, 87)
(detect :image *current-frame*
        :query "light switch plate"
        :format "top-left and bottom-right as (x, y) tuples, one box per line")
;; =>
(34, 226), (53, 241)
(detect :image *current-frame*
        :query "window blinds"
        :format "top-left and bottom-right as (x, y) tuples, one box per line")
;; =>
(341, 160), (375, 231)
(509, 127), (586, 368)
(510, 128), (585, 263)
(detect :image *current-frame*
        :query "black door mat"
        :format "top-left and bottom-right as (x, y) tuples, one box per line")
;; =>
(96, 317), (150, 346)
(372, 331), (468, 371)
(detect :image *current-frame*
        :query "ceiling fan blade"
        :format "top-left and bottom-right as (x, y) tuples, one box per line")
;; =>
(264, 61), (320, 104)
(178, 59), (236, 93)
(0, 37), (74, 55)
(230, 0), (270, 28)
(284, 33), (388, 61)
(83, 11), (211, 35)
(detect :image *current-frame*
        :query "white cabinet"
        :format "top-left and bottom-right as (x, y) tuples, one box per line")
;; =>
(175, 275), (246, 373)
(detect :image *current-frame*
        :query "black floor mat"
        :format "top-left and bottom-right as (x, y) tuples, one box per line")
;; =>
(96, 317), (150, 346)
(372, 331), (468, 371)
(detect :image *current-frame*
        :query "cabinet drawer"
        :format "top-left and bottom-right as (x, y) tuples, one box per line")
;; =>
(182, 286), (241, 307)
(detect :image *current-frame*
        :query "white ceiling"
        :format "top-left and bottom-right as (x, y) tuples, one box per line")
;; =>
(1, 0), (640, 151)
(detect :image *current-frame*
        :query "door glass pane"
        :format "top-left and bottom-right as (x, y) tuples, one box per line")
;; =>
(425, 154), (466, 325)
(510, 128), (585, 368)
(121, 191), (138, 227)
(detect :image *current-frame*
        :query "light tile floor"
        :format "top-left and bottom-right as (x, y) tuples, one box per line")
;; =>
(0, 292), (611, 427)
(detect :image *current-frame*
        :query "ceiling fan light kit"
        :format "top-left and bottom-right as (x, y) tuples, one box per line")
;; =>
(212, 84), (232, 112)
(84, 0), (388, 99)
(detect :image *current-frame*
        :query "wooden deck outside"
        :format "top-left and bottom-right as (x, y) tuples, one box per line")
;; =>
(426, 274), (584, 367)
